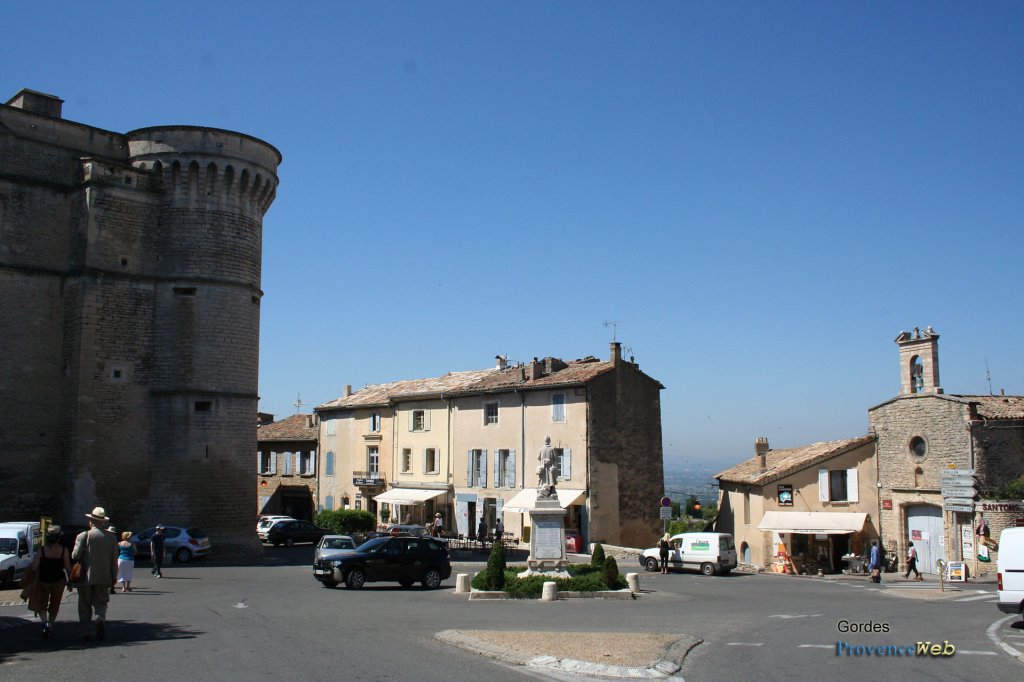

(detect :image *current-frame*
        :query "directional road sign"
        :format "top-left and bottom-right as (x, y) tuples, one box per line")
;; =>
(944, 504), (974, 513)
(943, 497), (976, 506)
(941, 476), (977, 488)
(941, 468), (975, 478)
(941, 486), (978, 498)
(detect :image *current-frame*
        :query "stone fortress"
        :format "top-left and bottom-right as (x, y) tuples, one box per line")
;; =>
(0, 89), (280, 553)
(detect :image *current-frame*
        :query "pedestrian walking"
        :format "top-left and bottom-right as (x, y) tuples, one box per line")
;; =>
(25, 525), (71, 639)
(494, 517), (504, 541)
(72, 507), (118, 642)
(117, 532), (136, 592)
(868, 540), (882, 583)
(432, 512), (443, 537)
(659, 533), (671, 574)
(477, 518), (488, 546)
(150, 525), (166, 578)
(904, 541), (922, 580)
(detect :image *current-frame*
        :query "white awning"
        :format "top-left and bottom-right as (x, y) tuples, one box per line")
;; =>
(503, 488), (586, 513)
(373, 488), (447, 505)
(758, 511), (867, 535)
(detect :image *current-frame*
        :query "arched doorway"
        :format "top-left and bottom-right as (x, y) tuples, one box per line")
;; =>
(741, 541), (751, 564)
(905, 505), (943, 574)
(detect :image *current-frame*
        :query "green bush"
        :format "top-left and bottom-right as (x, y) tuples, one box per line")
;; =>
(470, 563), (627, 597)
(314, 509), (376, 534)
(482, 540), (506, 591)
(591, 543), (605, 567)
(602, 557), (620, 588)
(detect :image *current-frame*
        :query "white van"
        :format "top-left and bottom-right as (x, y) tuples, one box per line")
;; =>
(0, 521), (42, 587)
(640, 532), (738, 576)
(996, 526), (1024, 617)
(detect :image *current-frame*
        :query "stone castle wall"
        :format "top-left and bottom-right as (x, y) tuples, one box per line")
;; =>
(0, 96), (279, 554)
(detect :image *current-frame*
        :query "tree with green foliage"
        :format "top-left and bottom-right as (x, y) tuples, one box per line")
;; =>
(591, 543), (606, 567)
(482, 540), (506, 591)
(601, 556), (620, 588)
(670, 500), (681, 518)
(701, 502), (719, 521)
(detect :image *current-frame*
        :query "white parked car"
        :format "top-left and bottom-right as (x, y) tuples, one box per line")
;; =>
(997, 527), (1024, 617)
(640, 532), (738, 576)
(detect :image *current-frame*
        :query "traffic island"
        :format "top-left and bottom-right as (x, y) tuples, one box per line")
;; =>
(436, 629), (700, 679)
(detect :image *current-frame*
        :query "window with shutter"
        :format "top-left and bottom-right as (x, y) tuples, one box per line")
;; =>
(325, 452), (334, 476)
(494, 450), (502, 487)
(818, 469), (829, 502)
(270, 452), (277, 475)
(558, 448), (571, 480)
(425, 448), (438, 474)
(507, 449), (516, 487)
(257, 451), (263, 474)
(479, 450), (488, 488)
(281, 452), (293, 475)
(325, 495), (334, 511)
(829, 470), (847, 502)
(552, 393), (566, 422)
(467, 450), (475, 487)
(847, 468), (859, 503)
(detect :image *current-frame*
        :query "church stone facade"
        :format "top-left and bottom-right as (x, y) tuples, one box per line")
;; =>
(0, 89), (280, 553)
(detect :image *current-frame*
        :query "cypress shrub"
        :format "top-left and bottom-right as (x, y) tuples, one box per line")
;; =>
(591, 543), (606, 567)
(482, 540), (506, 591)
(602, 556), (620, 588)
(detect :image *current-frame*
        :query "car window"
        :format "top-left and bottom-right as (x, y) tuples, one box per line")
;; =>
(187, 528), (206, 538)
(385, 541), (402, 556)
(325, 538), (353, 549)
(426, 540), (443, 552)
(162, 528), (182, 538)
(405, 540), (422, 555)
(137, 528), (155, 541)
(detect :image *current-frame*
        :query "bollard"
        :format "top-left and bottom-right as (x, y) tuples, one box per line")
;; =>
(626, 572), (639, 593)
(455, 573), (470, 593)
(541, 581), (558, 601)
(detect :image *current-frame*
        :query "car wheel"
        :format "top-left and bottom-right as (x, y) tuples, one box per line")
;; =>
(284, 537), (295, 547)
(174, 547), (192, 563)
(701, 562), (715, 576)
(421, 568), (442, 589)
(398, 578), (415, 588)
(644, 557), (659, 572)
(322, 579), (339, 589)
(345, 568), (365, 589)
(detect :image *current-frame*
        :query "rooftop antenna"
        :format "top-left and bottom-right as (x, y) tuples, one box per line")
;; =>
(293, 393), (305, 414)
(985, 358), (993, 396)
(603, 320), (621, 342)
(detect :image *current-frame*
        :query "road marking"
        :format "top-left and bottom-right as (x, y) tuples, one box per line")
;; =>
(769, 614), (824, 619)
(726, 643), (764, 646)
(957, 650), (998, 656)
(954, 593), (997, 602)
(797, 644), (833, 649)
(986, 614), (1022, 658)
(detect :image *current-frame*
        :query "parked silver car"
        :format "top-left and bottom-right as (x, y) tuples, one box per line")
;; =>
(131, 526), (212, 563)
(315, 534), (358, 562)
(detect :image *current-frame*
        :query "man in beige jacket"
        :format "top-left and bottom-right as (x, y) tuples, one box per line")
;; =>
(72, 506), (118, 642)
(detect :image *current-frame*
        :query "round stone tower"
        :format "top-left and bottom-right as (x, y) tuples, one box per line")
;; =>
(124, 127), (281, 555)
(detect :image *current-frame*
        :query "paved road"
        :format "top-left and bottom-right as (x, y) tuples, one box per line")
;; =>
(1, 549), (1021, 681)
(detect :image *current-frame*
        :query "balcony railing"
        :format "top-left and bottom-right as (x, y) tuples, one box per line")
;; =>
(352, 471), (385, 487)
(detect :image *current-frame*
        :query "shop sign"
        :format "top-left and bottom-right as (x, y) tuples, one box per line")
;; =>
(882, 499), (893, 510)
(982, 502), (1023, 513)
(777, 485), (793, 506)
(961, 527), (974, 560)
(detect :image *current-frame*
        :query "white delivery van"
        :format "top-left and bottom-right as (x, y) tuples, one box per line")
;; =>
(640, 532), (738, 576)
(0, 521), (42, 587)
(996, 526), (1024, 617)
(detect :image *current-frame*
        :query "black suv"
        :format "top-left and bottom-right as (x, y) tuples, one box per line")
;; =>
(313, 535), (451, 589)
(267, 520), (330, 547)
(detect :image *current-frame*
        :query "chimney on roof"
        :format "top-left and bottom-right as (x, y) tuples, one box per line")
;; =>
(610, 341), (621, 367)
(495, 355), (507, 371)
(527, 357), (543, 381)
(755, 437), (769, 469)
(6, 89), (63, 118)
(344, 385), (352, 397)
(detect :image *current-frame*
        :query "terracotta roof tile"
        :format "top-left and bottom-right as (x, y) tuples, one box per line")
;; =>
(256, 413), (318, 442)
(317, 369), (498, 410)
(715, 435), (875, 486)
(952, 394), (1024, 420)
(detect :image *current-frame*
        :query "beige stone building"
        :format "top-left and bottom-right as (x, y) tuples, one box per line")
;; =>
(315, 343), (665, 548)
(256, 414), (319, 521)
(716, 435), (879, 573)
(868, 327), (1024, 577)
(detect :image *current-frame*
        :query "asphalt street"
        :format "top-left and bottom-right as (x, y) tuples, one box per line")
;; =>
(1, 547), (1021, 682)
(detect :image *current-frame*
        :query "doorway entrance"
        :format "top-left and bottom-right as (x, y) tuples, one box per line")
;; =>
(906, 504), (943, 574)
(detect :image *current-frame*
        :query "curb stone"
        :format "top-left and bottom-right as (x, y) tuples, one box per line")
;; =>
(435, 629), (700, 680)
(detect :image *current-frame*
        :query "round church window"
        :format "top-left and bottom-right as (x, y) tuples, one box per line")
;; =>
(909, 436), (927, 461)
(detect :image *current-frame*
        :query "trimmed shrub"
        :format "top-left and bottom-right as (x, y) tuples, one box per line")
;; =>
(591, 543), (605, 567)
(602, 557), (620, 588)
(314, 509), (376, 534)
(482, 540), (506, 591)
(469, 563), (627, 597)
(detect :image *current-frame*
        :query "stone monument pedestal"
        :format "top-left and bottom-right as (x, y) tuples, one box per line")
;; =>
(518, 496), (571, 579)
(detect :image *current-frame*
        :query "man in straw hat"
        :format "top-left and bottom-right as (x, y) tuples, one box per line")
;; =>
(72, 506), (118, 642)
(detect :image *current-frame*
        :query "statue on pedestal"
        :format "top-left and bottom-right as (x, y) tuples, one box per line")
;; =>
(536, 436), (559, 498)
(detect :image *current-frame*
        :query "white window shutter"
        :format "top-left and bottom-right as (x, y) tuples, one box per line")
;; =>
(480, 450), (488, 488)
(818, 468), (829, 502)
(560, 448), (571, 480)
(467, 450), (475, 487)
(494, 451), (501, 488)
(424, 410), (431, 431)
(508, 450), (516, 487)
(408, 411), (414, 432)
(257, 452), (262, 473)
(847, 468), (859, 503)
(270, 452), (277, 475)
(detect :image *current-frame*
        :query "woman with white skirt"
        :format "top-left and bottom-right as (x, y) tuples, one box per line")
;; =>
(117, 531), (136, 592)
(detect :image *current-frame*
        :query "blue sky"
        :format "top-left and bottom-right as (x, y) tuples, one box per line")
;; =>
(5, 2), (1022, 469)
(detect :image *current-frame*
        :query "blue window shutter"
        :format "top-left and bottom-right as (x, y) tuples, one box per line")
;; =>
(560, 448), (571, 480)
(270, 452), (277, 475)
(494, 451), (501, 487)
(508, 450), (516, 487)
(480, 450), (488, 488)
(467, 450), (475, 487)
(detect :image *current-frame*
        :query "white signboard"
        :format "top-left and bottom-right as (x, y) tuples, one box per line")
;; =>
(532, 517), (563, 560)
(660, 507), (673, 520)
(961, 527), (974, 561)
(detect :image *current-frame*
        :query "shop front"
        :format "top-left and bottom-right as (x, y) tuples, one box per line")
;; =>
(758, 511), (870, 575)
(373, 486), (450, 530)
